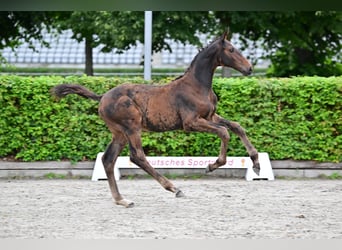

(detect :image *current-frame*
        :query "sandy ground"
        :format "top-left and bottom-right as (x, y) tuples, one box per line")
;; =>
(0, 178), (342, 239)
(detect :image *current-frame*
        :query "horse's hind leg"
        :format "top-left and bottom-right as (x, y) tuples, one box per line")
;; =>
(126, 131), (184, 198)
(102, 134), (134, 208)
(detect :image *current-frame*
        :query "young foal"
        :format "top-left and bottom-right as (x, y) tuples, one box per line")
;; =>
(52, 32), (259, 208)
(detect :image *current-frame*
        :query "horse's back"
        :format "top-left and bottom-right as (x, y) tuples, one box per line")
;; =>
(103, 83), (156, 99)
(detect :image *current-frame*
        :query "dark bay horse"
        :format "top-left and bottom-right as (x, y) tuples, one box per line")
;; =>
(52, 32), (259, 208)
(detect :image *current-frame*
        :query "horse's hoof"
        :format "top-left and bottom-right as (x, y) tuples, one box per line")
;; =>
(116, 199), (135, 208)
(253, 163), (260, 175)
(253, 167), (260, 176)
(175, 189), (185, 198)
(205, 165), (212, 173)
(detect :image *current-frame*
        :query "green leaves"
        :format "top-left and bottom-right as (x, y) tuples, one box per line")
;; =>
(213, 76), (342, 162)
(0, 76), (341, 162)
(215, 11), (341, 77)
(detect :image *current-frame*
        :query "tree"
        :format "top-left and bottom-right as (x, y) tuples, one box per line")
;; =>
(3, 11), (339, 77)
(62, 11), (341, 77)
(57, 11), (217, 76)
(57, 12), (118, 76)
(213, 11), (342, 76)
(0, 11), (69, 64)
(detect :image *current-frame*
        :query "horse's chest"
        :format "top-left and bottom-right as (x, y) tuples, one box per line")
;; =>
(193, 93), (217, 119)
(199, 102), (216, 119)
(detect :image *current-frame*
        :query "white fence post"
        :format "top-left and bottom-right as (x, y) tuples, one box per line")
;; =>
(144, 11), (152, 81)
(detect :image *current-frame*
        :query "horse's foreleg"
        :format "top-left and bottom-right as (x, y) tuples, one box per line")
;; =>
(127, 132), (184, 198)
(102, 134), (134, 208)
(183, 117), (230, 172)
(206, 135), (230, 173)
(214, 115), (260, 173)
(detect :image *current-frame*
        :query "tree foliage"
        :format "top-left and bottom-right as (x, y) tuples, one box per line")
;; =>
(67, 11), (216, 53)
(0, 11), (69, 62)
(1, 11), (341, 77)
(56, 11), (216, 75)
(213, 11), (342, 76)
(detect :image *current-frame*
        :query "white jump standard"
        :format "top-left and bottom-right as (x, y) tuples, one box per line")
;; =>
(92, 152), (274, 181)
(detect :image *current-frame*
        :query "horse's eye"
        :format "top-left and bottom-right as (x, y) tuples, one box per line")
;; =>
(229, 48), (234, 53)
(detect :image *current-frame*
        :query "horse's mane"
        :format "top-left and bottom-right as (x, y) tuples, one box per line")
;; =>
(172, 35), (222, 82)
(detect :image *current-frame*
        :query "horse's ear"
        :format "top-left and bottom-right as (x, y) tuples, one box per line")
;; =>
(221, 27), (229, 42)
(221, 29), (229, 47)
(221, 31), (227, 41)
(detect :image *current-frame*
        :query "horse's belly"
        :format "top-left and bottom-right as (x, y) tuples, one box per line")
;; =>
(143, 114), (182, 132)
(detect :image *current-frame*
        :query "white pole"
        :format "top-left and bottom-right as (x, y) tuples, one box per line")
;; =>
(144, 11), (152, 81)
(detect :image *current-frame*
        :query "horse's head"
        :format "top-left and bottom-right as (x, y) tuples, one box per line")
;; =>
(217, 31), (253, 76)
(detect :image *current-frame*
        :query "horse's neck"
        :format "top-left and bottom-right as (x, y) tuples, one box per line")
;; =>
(175, 44), (219, 90)
(189, 46), (219, 89)
(191, 59), (217, 89)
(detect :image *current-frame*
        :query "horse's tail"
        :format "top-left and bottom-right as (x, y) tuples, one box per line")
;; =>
(51, 84), (103, 101)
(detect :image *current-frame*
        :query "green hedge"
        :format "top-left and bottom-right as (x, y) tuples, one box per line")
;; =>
(0, 75), (341, 162)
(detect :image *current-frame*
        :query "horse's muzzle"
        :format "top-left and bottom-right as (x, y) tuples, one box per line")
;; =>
(243, 66), (253, 76)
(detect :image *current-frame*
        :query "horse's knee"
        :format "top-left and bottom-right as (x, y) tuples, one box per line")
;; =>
(230, 121), (242, 130)
(229, 121), (245, 135)
(222, 130), (230, 142)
